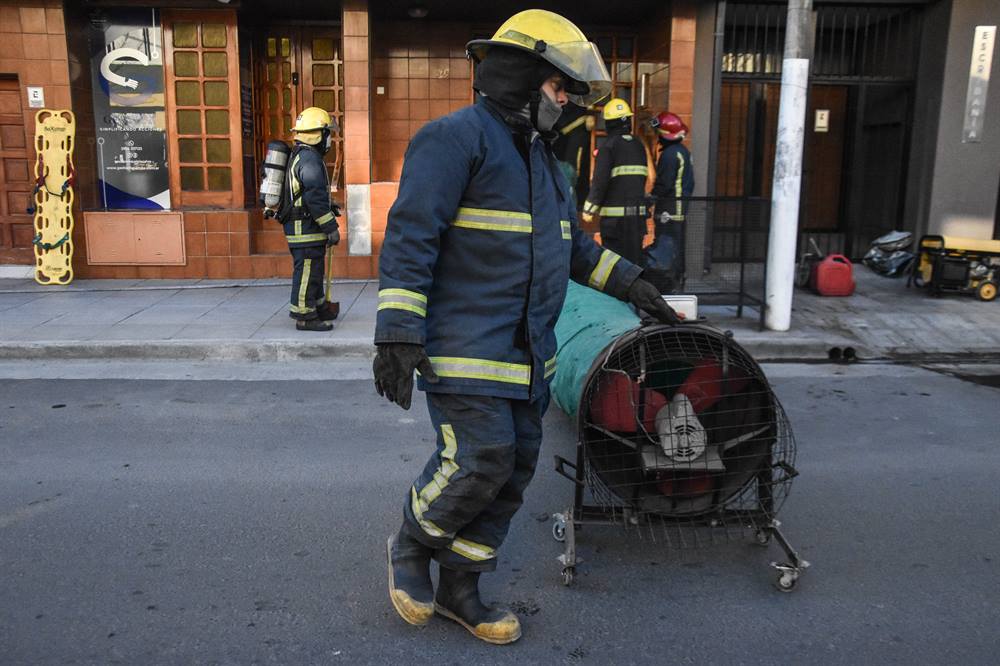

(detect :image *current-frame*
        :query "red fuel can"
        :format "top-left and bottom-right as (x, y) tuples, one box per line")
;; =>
(810, 254), (855, 296)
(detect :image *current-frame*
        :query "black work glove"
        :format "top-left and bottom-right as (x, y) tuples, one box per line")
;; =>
(331, 201), (342, 217)
(626, 278), (683, 325)
(326, 227), (340, 246)
(373, 343), (440, 410)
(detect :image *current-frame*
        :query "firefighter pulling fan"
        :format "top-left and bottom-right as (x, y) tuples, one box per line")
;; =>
(550, 282), (808, 591)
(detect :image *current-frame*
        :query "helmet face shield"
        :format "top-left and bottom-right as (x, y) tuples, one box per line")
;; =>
(471, 30), (612, 107)
(544, 40), (612, 106)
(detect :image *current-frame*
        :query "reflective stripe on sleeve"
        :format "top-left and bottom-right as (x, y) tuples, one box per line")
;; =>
(582, 200), (599, 215)
(448, 537), (495, 562)
(675, 153), (685, 220)
(611, 165), (649, 178)
(560, 220), (571, 240)
(428, 357), (531, 386)
(452, 207), (532, 233)
(588, 249), (622, 291)
(378, 288), (427, 317)
(544, 356), (557, 379)
(559, 115), (588, 135)
(315, 211), (335, 226)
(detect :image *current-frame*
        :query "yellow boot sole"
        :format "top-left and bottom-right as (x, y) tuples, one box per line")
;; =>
(434, 602), (522, 645)
(386, 536), (434, 626)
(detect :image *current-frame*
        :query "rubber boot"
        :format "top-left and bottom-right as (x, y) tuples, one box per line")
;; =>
(387, 530), (434, 626)
(434, 567), (521, 644)
(296, 318), (333, 332)
(318, 301), (340, 321)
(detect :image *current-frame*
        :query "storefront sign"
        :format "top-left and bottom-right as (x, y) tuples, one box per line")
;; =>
(962, 25), (995, 143)
(90, 8), (170, 209)
(27, 87), (45, 109)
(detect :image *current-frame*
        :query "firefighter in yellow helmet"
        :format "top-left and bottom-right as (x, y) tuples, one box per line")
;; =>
(374, 10), (680, 644)
(582, 98), (650, 265)
(284, 107), (341, 331)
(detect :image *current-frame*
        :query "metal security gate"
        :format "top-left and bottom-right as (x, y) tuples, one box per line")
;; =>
(716, 1), (923, 257)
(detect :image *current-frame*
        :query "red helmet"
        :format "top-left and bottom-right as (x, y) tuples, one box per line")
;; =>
(651, 111), (687, 140)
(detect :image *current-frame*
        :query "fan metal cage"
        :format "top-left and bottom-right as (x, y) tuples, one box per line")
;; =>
(574, 324), (796, 545)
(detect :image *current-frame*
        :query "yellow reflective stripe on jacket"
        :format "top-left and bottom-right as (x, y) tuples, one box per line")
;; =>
(589, 249), (621, 291)
(286, 233), (328, 244)
(674, 152), (685, 220)
(560, 220), (571, 240)
(559, 115), (588, 135)
(452, 207), (532, 233)
(611, 165), (649, 178)
(429, 356), (531, 385)
(598, 205), (647, 217)
(315, 211), (335, 226)
(378, 288), (427, 317)
(544, 356), (557, 378)
(448, 536), (495, 562)
(582, 200), (599, 215)
(290, 153), (302, 206)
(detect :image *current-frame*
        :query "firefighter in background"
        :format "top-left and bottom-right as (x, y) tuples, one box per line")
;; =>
(552, 102), (594, 207)
(285, 108), (341, 332)
(651, 110), (694, 282)
(373, 10), (680, 645)
(581, 98), (649, 266)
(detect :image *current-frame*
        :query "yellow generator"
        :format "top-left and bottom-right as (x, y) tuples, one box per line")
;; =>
(913, 235), (1000, 301)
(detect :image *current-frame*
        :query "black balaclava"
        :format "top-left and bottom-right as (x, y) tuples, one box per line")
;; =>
(605, 117), (631, 136)
(474, 47), (560, 133)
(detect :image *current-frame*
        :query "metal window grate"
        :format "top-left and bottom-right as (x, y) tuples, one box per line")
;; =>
(722, 2), (922, 81)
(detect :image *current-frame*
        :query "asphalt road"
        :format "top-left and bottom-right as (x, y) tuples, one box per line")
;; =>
(1, 362), (998, 665)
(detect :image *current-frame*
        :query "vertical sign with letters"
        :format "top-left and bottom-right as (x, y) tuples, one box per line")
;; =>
(963, 26), (996, 143)
(90, 8), (170, 209)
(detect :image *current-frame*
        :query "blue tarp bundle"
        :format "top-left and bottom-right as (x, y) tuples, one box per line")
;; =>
(551, 281), (641, 418)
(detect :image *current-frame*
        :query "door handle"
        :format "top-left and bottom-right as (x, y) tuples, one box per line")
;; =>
(292, 72), (299, 86)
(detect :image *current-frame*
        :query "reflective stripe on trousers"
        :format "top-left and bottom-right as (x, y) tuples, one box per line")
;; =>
(401, 392), (549, 572)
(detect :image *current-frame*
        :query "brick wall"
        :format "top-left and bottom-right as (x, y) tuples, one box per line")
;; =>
(371, 21), (473, 182)
(0, 1), (71, 265)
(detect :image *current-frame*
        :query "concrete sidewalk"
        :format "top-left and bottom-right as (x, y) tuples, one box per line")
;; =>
(0, 269), (998, 362)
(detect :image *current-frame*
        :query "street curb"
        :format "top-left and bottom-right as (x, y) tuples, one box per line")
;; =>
(0, 336), (845, 363)
(0, 339), (376, 362)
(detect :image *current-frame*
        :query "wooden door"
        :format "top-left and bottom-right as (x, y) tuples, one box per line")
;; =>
(254, 28), (343, 191)
(0, 76), (32, 263)
(802, 85), (848, 230)
(300, 28), (344, 191)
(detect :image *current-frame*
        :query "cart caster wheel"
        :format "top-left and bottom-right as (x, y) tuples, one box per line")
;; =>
(754, 529), (771, 546)
(977, 281), (997, 302)
(775, 572), (798, 592)
(552, 514), (567, 543)
(561, 566), (575, 586)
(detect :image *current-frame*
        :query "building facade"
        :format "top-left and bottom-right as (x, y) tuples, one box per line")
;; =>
(0, 0), (995, 280)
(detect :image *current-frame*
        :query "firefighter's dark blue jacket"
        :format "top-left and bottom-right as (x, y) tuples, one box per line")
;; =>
(652, 140), (694, 220)
(376, 97), (642, 402)
(282, 143), (339, 248)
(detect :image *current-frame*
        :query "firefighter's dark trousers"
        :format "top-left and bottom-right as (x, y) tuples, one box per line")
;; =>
(654, 219), (686, 279)
(600, 215), (646, 266)
(401, 391), (549, 572)
(288, 245), (326, 320)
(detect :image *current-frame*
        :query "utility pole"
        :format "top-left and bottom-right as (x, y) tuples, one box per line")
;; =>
(764, 0), (812, 331)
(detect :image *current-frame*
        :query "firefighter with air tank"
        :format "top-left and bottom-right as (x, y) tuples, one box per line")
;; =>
(260, 107), (342, 332)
